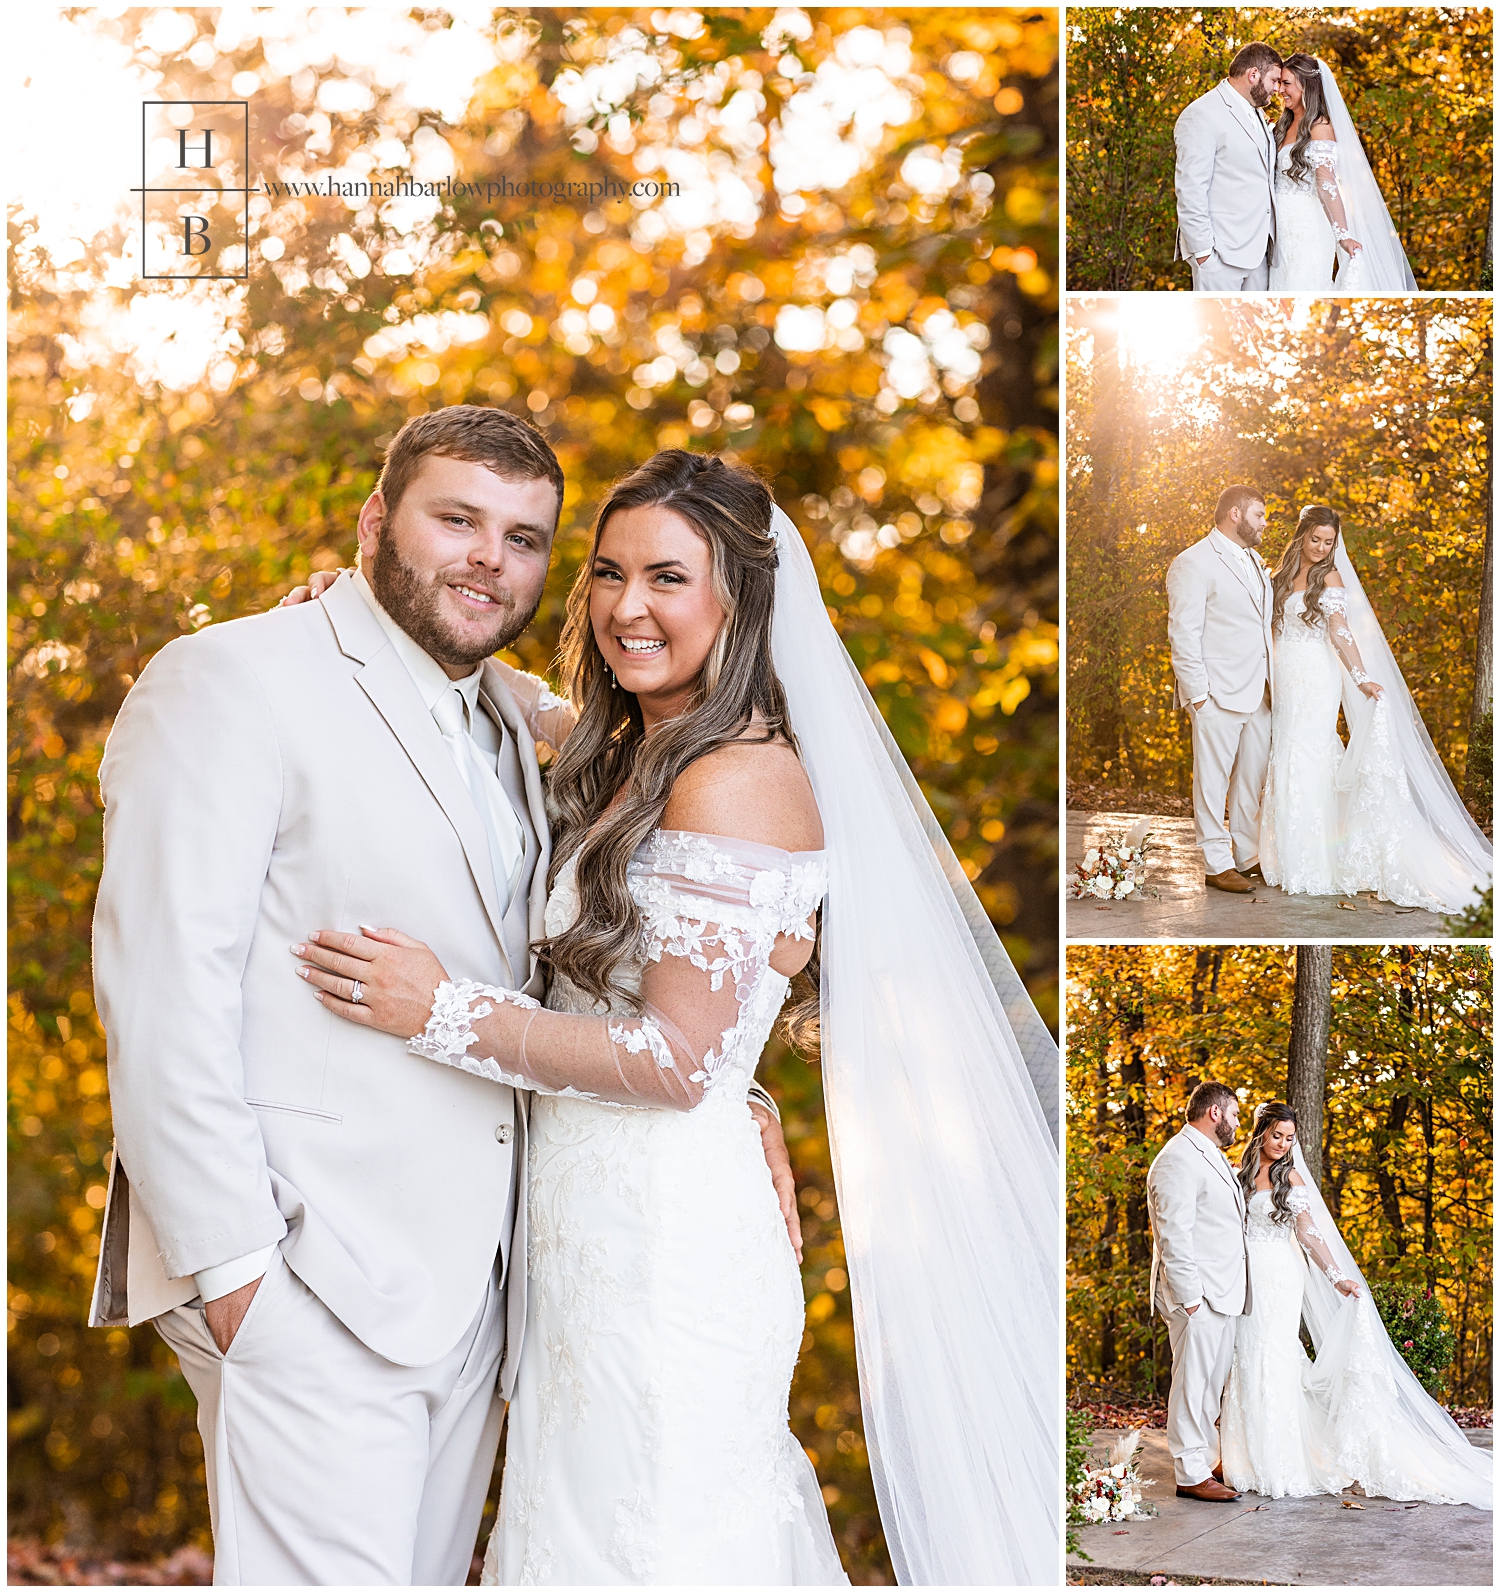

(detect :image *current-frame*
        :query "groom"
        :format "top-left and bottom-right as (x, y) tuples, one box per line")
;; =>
(1173, 42), (1283, 291)
(1147, 1081), (1251, 1502)
(88, 405), (793, 1584)
(1166, 484), (1275, 894)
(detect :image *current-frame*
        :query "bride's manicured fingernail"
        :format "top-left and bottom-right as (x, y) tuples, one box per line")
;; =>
(296, 967), (308, 979)
(308, 931), (321, 942)
(290, 943), (305, 955)
(359, 923), (378, 934)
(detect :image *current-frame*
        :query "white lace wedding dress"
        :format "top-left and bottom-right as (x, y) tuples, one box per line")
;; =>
(479, 829), (847, 1586)
(1268, 141), (1356, 289)
(1260, 589), (1462, 910)
(1222, 1188), (1488, 1504)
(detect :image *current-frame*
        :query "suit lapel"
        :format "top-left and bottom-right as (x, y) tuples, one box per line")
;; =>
(1212, 537), (1262, 612)
(1185, 1126), (1243, 1206)
(321, 577), (508, 955)
(1218, 82), (1271, 171)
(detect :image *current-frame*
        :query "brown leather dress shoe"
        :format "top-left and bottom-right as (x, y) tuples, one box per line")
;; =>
(1212, 1463), (1226, 1483)
(1205, 869), (1252, 893)
(1176, 1476), (1242, 1501)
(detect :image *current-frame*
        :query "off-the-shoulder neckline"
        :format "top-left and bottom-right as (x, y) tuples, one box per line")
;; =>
(645, 827), (827, 862)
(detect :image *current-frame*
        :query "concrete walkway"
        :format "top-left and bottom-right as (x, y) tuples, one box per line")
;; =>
(1065, 811), (1450, 941)
(1070, 1429), (1493, 1586)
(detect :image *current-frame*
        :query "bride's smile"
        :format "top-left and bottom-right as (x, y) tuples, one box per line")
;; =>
(589, 504), (728, 727)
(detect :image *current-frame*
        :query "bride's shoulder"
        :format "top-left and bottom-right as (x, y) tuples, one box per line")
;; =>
(1309, 121), (1337, 143)
(1323, 568), (1345, 588)
(1288, 1168), (1307, 1186)
(663, 738), (823, 853)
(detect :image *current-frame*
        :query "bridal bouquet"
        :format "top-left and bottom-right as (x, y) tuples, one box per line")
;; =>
(1068, 1430), (1157, 1524)
(1068, 818), (1155, 901)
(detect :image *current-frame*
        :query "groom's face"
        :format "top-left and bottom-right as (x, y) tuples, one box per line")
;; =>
(1245, 67), (1279, 109)
(357, 454), (558, 676)
(1205, 1100), (1239, 1148)
(1224, 500), (1267, 549)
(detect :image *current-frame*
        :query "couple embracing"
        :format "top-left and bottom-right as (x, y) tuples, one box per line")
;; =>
(1166, 484), (1491, 912)
(1148, 1084), (1491, 1507)
(87, 406), (1059, 1585)
(1173, 41), (1417, 291)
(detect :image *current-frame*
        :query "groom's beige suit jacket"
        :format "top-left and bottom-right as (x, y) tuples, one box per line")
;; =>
(1173, 81), (1278, 270)
(1165, 531), (1275, 713)
(1147, 1124), (1252, 1318)
(87, 573), (548, 1377)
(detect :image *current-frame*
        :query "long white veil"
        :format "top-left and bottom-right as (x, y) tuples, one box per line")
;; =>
(1288, 1143), (1491, 1508)
(1329, 535), (1491, 912)
(769, 506), (1061, 1584)
(1317, 60), (1418, 290)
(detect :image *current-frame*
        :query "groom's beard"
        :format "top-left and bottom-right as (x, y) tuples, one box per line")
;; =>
(1214, 1119), (1237, 1149)
(370, 524), (534, 669)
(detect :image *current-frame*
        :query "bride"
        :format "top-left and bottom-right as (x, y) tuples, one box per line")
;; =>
(1267, 53), (1417, 291)
(1259, 504), (1491, 912)
(1221, 1103), (1491, 1507)
(288, 451), (1060, 1583)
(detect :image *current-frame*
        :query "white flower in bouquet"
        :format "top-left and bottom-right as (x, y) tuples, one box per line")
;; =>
(1084, 848), (1099, 866)
(1114, 879), (1135, 898)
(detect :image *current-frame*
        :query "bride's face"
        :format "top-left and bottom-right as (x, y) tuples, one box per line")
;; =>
(589, 504), (727, 725)
(1262, 1119), (1297, 1162)
(1278, 69), (1303, 111)
(1301, 522), (1337, 565)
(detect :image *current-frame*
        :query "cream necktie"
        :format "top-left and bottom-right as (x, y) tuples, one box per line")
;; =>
(432, 685), (526, 906)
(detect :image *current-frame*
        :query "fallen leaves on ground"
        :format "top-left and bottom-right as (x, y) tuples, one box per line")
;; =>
(7, 1541), (210, 1586)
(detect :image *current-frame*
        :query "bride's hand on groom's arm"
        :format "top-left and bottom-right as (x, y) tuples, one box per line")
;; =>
(278, 568), (348, 607)
(292, 926), (451, 1039)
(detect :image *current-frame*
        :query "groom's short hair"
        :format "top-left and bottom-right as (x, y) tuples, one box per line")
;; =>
(1228, 42), (1283, 78)
(378, 405), (564, 521)
(1214, 484), (1264, 526)
(1186, 1081), (1237, 1121)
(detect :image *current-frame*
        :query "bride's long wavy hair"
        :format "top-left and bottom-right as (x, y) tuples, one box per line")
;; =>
(1236, 1102), (1299, 1224)
(1274, 53), (1333, 186)
(1270, 504), (1341, 633)
(536, 449), (821, 1050)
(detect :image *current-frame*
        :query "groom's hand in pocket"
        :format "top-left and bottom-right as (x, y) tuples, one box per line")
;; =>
(204, 1275), (264, 1354)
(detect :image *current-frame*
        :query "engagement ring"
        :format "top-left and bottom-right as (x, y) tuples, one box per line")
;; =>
(350, 980), (364, 1004)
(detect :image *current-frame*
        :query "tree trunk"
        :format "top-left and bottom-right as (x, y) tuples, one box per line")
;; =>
(1286, 946), (1332, 1187)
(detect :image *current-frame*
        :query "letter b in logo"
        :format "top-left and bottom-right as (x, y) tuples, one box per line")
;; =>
(182, 215), (211, 255)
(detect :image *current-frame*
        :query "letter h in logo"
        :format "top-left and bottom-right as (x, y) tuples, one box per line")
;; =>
(136, 101), (254, 280)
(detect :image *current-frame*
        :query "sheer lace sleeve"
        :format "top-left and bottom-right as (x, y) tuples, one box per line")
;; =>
(1306, 142), (1355, 245)
(1288, 1189), (1349, 1283)
(489, 660), (577, 752)
(407, 831), (826, 1113)
(1317, 588), (1373, 684)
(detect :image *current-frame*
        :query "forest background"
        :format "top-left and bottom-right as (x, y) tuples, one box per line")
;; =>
(1065, 5), (1494, 292)
(8, 8), (1059, 1582)
(1065, 295), (1493, 832)
(1067, 944), (1493, 1414)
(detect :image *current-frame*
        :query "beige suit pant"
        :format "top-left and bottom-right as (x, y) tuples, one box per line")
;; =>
(155, 1250), (504, 1586)
(1188, 247), (1270, 291)
(1164, 1302), (1238, 1487)
(1190, 693), (1271, 876)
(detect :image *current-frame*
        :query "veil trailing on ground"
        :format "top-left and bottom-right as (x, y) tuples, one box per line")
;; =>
(768, 506), (1060, 1584)
(1288, 1143), (1491, 1509)
(1329, 535), (1491, 911)
(1316, 60), (1418, 290)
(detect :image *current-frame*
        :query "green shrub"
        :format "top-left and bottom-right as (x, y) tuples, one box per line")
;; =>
(1444, 885), (1493, 941)
(1370, 1282), (1456, 1397)
(1065, 1407), (1095, 1560)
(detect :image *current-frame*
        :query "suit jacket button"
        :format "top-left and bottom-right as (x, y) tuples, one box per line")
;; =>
(495, 1123), (512, 1144)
